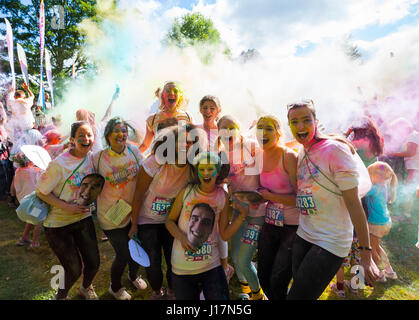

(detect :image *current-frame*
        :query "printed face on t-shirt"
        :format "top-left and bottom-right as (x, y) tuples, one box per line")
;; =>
(187, 205), (215, 249)
(76, 176), (104, 206)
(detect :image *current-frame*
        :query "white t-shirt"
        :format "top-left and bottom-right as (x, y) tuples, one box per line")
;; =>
(93, 144), (143, 230)
(138, 154), (192, 225)
(171, 184), (226, 275)
(404, 131), (419, 170)
(6, 92), (35, 131)
(296, 139), (359, 258)
(37, 151), (95, 228)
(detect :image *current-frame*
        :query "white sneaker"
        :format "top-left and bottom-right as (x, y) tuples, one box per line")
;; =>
(384, 270), (398, 280)
(128, 275), (148, 290)
(79, 285), (99, 300)
(108, 286), (131, 300)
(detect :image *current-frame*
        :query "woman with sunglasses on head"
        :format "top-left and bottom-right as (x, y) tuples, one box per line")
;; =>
(92, 117), (147, 300)
(139, 81), (193, 154)
(285, 100), (379, 300)
(254, 115), (299, 300)
(130, 124), (206, 300)
(36, 121), (101, 300)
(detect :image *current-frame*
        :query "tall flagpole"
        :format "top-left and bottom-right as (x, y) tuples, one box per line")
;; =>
(39, 0), (46, 110)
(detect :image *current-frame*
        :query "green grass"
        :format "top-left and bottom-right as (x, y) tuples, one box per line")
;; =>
(0, 200), (418, 300)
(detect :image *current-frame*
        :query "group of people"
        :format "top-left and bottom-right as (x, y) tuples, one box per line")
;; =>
(0, 80), (418, 300)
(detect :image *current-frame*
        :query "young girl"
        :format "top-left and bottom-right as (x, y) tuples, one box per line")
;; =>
(36, 121), (100, 300)
(285, 100), (379, 300)
(93, 117), (147, 300)
(130, 124), (205, 300)
(255, 115), (299, 300)
(217, 115), (266, 300)
(165, 152), (248, 300)
(365, 161), (398, 281)
(12, 152), (43, 248)
(139, 81), (192, 153)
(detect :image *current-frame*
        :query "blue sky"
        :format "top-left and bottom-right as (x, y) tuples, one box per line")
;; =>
(117, 0), (419, 58)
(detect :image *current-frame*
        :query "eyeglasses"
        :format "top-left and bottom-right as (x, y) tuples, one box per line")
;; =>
(286, 99), (314, 111)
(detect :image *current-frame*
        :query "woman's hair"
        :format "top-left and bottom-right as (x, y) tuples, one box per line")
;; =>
(14, 90), (25, 99)
(345, 116), (384, 157)
(43, 129), (62, 145)
(158, 81), (186, 111)
(13, 152), (31, 168)
(70, 121), (91, 138)
(103, 116), (136, 146)
(199, 95), (221, 112)
(287, 100), (356, 154)
(192, 151), (230, 185)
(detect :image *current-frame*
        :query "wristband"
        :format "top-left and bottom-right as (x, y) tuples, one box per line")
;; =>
(358, 246), (372, 251)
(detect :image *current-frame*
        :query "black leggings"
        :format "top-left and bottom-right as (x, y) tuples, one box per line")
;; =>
(44, 217), (100, 299)
(137, 223), (173, 291)
(172, 265), (229, 300)
(287, 235), (344, 300)
(103, 223), (140, 292)
(257, 223), (298, 300)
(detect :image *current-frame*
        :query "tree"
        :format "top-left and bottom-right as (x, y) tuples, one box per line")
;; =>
(342, 34), (362, 61)
(165, 12), (231, 64)
(0, 0), (102, 99)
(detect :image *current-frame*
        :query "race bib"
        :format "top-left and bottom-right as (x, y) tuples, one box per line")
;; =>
(265, 203), (284, 227)
(151, 197), (173, 217)
(296, 191), (318, 216)
(241, 223), (261, 246)
(185, 243), (212, 262)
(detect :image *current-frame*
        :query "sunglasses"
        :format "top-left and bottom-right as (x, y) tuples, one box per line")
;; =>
(286, 99), (314, 111)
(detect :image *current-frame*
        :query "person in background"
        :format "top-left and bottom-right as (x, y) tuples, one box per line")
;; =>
(11, 152), (43, 248)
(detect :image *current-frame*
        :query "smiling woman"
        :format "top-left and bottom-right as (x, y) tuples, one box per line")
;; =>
(35, 121), (100, 300)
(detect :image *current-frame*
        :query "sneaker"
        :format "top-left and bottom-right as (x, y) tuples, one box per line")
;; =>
(330, 283), (346, 298)
(128, 275), (147, 290)
(16, 237), (31, 246)
(79, 285), (99, 300)
(150, 288), (165, 300)
(384, 270), (398, 280)
(376, 273), (387, 283)
(108, 286), (131, 300)
(344, 280), (358, 295)
(238, 293), (250, 300)
(30, 242), (40, 248)
(250, 287), (268, 300)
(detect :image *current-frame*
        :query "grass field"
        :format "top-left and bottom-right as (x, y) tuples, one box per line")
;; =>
(0, 199), (418, 300)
